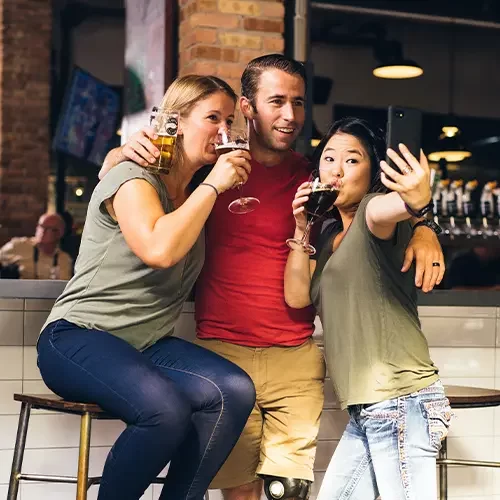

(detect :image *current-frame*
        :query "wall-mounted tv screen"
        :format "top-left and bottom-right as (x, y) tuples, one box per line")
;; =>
(53, 67), (121, 167)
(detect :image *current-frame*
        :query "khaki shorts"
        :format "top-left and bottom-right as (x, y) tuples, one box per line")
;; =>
(195, 338), (326, 489)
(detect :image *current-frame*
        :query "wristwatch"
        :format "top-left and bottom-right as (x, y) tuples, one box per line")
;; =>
(412, 219), (442, 235)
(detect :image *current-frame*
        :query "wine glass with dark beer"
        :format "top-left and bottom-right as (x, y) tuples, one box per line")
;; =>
(215, 125), (260, 214)
(286, 177), (340, 255)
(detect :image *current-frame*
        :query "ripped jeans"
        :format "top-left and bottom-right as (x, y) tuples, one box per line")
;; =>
(317, 380), (452, 500)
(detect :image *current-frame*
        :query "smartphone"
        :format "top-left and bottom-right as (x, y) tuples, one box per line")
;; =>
(386, 106), (422, 173)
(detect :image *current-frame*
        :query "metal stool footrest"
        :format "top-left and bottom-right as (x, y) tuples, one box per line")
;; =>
(437, 458), (500, 467)
(16, 474), (168, 487)
(16, 474), (100, 486)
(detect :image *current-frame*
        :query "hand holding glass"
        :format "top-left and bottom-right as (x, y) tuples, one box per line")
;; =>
(286, 177), (340, 255)
(215, 127), (260, 214)
(147, 107), (179, 174)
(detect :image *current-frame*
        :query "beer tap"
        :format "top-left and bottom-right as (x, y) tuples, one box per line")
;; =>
(440, 179), (450, 218)
(432, 180), (443, 227)
(480, 181), (497, 236)
(448, 180), (464, 236)
(494, 184), (500, 236)
(462, 180), (478, 237)
(451, 180), (464, 217)
(438, 179), (451, 234)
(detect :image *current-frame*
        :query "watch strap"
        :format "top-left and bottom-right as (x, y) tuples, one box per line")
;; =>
(412, 219), (442, 235)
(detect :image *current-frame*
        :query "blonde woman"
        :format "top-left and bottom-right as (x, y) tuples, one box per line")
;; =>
(37, 76), (256, 500)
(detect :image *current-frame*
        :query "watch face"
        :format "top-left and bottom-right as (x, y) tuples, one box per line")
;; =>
(428, 221), (443, 235)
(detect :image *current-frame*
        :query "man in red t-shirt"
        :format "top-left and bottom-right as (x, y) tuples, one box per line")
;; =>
(100, 55), (444, 500)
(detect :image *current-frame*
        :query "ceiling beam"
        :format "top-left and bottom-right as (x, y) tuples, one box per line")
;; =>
(311, 2), (500, 30)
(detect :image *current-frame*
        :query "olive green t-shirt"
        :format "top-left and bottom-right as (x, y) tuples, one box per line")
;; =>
(310, 194), (438, 409)
(42, 162), (204, 351)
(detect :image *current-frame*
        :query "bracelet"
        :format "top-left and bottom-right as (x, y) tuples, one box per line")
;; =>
(199, 182), (219, 197)
(405, 201), (433, 218)
(412, 219), (443, 235)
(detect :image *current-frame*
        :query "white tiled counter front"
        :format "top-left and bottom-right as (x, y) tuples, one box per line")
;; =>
(1, 282), (500, 499)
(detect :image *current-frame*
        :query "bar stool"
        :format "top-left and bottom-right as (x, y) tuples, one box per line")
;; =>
(7, 393), (210, 500)
(438, 385), (500, 500)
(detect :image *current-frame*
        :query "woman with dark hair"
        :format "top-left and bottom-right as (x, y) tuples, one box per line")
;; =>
(284, 117), (452, 499)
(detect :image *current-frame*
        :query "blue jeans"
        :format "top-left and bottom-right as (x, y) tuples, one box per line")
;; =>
(37, 320), (256, 500)
(317, 381), (452, 500)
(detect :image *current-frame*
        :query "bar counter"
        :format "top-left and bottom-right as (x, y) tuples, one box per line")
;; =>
(1, 280), (499, 499)
(2, 279), (500, 305)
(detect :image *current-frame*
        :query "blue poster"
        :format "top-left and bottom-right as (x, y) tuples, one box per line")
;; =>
(53, 67), (121, 166)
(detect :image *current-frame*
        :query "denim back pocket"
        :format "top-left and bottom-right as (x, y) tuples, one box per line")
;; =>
(421, 397), (453, 449)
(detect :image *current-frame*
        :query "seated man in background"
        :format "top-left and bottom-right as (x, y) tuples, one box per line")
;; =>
(0, 212), (73, 280)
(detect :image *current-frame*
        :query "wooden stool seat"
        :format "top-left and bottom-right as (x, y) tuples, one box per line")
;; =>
(437, 385), (500, 500)
(444, 385), (500, 408)
(13, 393), (113, 418)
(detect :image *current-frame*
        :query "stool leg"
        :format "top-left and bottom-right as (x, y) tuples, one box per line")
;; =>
(439, 437), (448, 500)
(7, 402), (31, 500)
(76, 413), (92, 500)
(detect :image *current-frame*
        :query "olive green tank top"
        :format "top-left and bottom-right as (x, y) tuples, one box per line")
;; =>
(42, 162), (204, 351)
(311, 194), (438, 409)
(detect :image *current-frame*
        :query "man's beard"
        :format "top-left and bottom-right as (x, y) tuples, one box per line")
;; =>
(258, 129), (298, 153)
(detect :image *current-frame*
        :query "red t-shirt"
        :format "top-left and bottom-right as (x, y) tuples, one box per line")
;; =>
(195, 151), (316, 347)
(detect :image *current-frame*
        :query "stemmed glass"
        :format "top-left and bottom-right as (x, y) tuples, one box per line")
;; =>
(286, 176), (341, 255)
(215, 119), (260, 214)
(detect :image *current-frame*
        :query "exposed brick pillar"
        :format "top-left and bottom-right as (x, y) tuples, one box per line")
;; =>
(178, 0), (285, 91)
(0, 0), (52, 245)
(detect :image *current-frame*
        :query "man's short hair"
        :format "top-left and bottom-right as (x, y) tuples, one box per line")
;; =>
(241, 54), (307, 106)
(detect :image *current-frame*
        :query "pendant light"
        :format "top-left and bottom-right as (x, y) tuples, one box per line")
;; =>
(373, 40), (423, 80)
(428, 23), (471, 163)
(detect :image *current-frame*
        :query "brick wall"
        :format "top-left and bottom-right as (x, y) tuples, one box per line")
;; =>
(178, 0), (285, 91)
(0, 0), (52, 245)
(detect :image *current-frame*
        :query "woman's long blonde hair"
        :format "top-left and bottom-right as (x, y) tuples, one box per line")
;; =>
(158, 75), (237, 172)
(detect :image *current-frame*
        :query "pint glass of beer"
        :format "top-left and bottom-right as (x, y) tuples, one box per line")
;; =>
(149, 107), (179, 174)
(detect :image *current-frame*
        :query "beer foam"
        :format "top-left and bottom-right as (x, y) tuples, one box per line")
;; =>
(215, 141), (250, 151)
